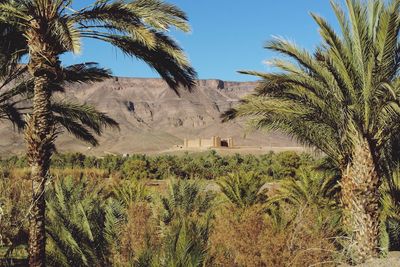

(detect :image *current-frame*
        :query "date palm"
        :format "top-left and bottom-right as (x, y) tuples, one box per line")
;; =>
(46, 176), (123, 267)
(0, 1), (196, 265)
(159, 180), (215, 267)
(217, 171), (268, 209)
(224, 0), (400, 263)
(267, 168), (338, 209)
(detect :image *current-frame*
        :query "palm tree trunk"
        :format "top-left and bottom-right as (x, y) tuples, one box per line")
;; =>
(25, 20), (58, 267)
(341, 138), (381, 264)
(25, 74), (55, 267)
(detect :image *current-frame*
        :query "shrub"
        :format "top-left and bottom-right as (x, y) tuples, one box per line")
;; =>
(0, 176), (30, 254)
(115, 202), (160, 266)
(122, 157), (150, 180)
(209, 204), (339, 267)
(158, 180), (216, 266)
(381, 169), (400, 252)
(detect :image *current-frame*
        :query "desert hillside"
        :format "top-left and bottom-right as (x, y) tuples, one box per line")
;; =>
(0, 77), (299, 155)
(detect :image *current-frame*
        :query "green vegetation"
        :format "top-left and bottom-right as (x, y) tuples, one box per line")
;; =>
(0, 151), (340, 266)
(0, 151), (399, 266)
(46, 176), (123, 267)
(217, 171), (268, 208)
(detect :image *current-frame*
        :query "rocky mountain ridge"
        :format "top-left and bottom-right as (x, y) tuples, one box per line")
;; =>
(0, 77), (299, 155)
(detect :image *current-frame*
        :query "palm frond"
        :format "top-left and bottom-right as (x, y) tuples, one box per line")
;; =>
(217, 171), (268, 208)
(46, 176), (123, 267)
(227, 0), (400, 173)
(52, 101), (119, 145)
(82, 31), (196, 92)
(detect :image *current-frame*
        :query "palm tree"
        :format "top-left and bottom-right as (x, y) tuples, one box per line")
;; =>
(267, 168), (341, 235)
(46, 176), (124, 267)
(217, 171), (268, 209)
(268, 168), (338, 209)
(223, 0), (400, 263)
(0, 1), (196, 265)
(159, 180), (215, 267)
(111, 179), (151, 208)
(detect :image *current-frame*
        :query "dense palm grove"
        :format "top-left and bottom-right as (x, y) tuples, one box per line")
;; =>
(0, 151), (400, 266)
(0, 0), (399, 266)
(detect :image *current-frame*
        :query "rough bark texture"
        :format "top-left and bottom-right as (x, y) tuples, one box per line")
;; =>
(25, 18), (59, 267)
(341, 139), (381, 264)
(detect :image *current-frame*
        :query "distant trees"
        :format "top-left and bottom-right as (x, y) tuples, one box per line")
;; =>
(224, 0), (400, 263)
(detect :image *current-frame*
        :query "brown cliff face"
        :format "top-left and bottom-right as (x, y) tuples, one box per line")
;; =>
(0, 78), (299, 155)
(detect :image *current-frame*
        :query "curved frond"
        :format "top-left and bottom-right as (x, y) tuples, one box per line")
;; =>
(52, 100), (119, 145)
(229, 0), (400, 173)
(82, 31), (196, 91)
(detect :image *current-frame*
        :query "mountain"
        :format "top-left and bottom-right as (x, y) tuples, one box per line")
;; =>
(0, 77), (300, 156)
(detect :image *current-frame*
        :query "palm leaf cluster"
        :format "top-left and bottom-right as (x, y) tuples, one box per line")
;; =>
(381, 169), (400, 251)
(268, 168), (338, 208)
(3, 65), (118, 143)
(0, 62), (119, 145)
(125, 180), (216, 267)
(111, 179), (152, 208)
(224, 0), (400, 171)
(217, 171), (268, 208)
(158, 180), (215, 267)
(0, 21), (119, 145)
(267, 168), (341, 233)
(46, 176), (124, 267)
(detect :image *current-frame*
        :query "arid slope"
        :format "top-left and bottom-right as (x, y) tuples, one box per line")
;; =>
(0, 78), (299, 155)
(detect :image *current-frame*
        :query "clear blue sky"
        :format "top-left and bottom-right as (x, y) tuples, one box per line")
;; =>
(62, 1), (340, 81)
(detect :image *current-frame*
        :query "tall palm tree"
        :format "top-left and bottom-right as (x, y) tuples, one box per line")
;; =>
(0, 1), (196, 265)
(223, 0), (400, 263)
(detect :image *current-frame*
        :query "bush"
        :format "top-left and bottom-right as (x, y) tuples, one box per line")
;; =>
(115, 202), (160, 266)
(0, 176), (30, 253)
(122, 157), (149, 180)
(209, 204), (339, 267)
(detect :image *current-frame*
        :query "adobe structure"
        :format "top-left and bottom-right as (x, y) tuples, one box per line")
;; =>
(183, 136), (234, 148)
